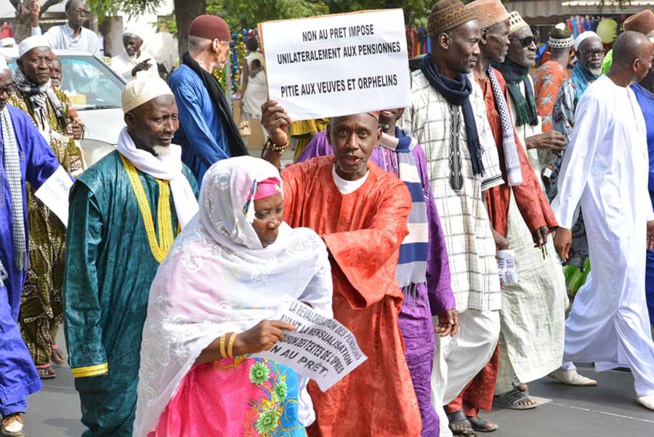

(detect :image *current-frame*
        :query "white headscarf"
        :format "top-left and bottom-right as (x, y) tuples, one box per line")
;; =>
(133, 157), (333, 437)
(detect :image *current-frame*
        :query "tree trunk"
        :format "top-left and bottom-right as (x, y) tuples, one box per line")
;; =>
(12, 0), (64, 42)
(174, 0), (207, 59)
(13, 0), (33, 42)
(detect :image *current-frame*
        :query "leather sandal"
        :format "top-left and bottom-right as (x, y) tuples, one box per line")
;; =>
(447, 409), (477, 436)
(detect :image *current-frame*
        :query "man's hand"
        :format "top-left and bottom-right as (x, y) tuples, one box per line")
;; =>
(131, 60), (152, 77)
(31, 0), (40, 27)
(71, 121), (83, 140)
(526, 131), (566, 155)
(554, 227), (572, 262)
(648, 220), (654, 251)
(261, 100), (292, 146)
(435, 309), (459, 337)
(532, 226), (549, 247)
(492, 228), (509, 251)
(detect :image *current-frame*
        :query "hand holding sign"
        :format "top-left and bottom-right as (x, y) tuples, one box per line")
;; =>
(253, 296), (367, 391)
(236, 319), (296, 355)
(261, 100), (292, 146)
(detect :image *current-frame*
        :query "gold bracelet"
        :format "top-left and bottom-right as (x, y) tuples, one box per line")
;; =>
(227, 333), (237, 358)
(219, 334), (227, 358)
(264, 138), (289, 155)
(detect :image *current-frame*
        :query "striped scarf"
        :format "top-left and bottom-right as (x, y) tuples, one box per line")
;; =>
(379, 129), (428, 289)
(487, 66), (523, 187)
(1, 108), (27, 270)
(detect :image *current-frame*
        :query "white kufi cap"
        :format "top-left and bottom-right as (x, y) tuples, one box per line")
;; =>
(18, 35), (51, 58)
(123, 26), (145, 42)
(574, 31), (601, 51)
(0, 56), (8, 71)
(121, 77), (174, 113)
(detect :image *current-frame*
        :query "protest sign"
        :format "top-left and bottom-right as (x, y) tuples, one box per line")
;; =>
(497, 249), (518, 284)
(259, 9), (411, 120)
(35, 166), (73, 227)
(253, 296), (367, 391)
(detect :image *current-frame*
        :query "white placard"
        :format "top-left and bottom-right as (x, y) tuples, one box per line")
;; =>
(497, 249), (518, 284)
(253, 296), (367, 391)
(259, 9), (411, 120)
(34, 166), (73, 227)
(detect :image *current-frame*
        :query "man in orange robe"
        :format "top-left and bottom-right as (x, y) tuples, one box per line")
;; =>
(262, 103), (422, 437)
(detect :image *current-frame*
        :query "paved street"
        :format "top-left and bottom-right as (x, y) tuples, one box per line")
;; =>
(25, 330), (654, 436)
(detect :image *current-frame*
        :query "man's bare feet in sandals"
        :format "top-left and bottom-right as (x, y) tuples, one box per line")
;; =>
(467, 415), (499, 433)
(494, 388), (537, 410)
(447, 410), (477, 436)
(36, 363), (56, 379)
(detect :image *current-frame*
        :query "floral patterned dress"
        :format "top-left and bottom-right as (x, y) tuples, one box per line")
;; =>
(149, 357), (306, 437)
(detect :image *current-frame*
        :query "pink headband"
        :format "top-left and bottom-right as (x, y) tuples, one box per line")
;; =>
(253, 177), (282, 200)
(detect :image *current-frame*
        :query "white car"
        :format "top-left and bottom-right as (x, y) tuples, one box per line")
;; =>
(0, 47), (125, 166)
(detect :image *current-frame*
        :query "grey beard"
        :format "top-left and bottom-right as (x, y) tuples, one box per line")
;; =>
(152, 145), (171, 156)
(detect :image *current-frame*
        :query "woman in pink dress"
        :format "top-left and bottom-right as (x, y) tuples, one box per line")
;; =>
(133, 156), (333, 437)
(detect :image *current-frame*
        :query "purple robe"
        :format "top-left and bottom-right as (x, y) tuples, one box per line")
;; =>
(0, 105), (61, 416)
(297, 128), (455, 437)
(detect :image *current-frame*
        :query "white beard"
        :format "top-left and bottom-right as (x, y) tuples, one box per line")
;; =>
(152, 145), (171, 156)
(589, 66), (603, 76)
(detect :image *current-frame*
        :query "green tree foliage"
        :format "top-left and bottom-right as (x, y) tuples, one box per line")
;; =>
(86, 0), (164, 19)
(206, 0), (329, 30)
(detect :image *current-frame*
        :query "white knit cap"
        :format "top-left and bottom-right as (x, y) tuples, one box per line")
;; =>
(123, 26), (145, 42)
(574, 31), (601, 51)
(121, 77), (174, 114)
(0, 56), (8, 71)
(18, 35), (51, 58)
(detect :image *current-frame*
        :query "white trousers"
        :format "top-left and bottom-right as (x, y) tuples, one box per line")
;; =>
(431, 309), (501, 437)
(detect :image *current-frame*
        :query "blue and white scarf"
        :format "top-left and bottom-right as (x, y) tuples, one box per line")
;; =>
(379, 128), (429, 290)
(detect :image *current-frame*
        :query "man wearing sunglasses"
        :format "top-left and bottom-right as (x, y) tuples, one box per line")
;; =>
(29, 0), (101, 57)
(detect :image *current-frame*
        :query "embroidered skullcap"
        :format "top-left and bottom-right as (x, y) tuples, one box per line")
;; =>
(508, 11), (529, 35)
(0, 56), (8, 71)
(549, 23), (574, 49)
(121, 76), (174, 114)
(123, 26), (145, 42)
(574, 31), (601, 51)
(466, 0), (509, 29)
(427, 0), (478, 39)
(18, 35), (50, 58)
(624, 10), (654, 36)
(188, 15), (231, 42)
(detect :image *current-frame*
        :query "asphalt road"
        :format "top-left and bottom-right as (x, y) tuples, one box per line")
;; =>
(25, 331), (654, 437)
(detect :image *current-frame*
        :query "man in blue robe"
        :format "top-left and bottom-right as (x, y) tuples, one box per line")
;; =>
(167, 15), (247, 184)
(0, 58), (64, 436)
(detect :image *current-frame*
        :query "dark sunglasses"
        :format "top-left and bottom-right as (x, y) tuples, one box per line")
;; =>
(510, 36), (536, 47)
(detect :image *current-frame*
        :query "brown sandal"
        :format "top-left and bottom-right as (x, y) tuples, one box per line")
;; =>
(36, 363), (56, 379)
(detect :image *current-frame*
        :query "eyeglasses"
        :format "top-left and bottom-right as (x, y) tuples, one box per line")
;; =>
(510, 36), (536, 47)
(582, 49), (605, 59)
(69, 8), (90, 15)
(0, 84), (15, 96)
